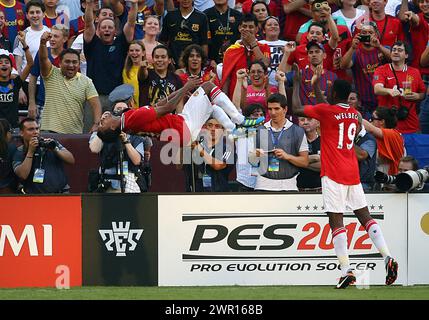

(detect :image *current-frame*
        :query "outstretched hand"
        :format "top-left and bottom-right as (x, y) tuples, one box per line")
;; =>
(311, 64), (323, 86)
(184, 76), (202, 92)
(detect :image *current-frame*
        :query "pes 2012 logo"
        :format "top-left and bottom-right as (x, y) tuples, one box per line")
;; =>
(99, 222), (143, 257)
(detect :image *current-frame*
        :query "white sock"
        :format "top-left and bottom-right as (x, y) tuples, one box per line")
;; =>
(332, 227), (351, 276)
(212, 105), (235, 130)
(365, 219), (391, 259)
(209, 87), (244, 125)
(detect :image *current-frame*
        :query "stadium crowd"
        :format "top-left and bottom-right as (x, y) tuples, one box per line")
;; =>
(0, 0), (428, 194)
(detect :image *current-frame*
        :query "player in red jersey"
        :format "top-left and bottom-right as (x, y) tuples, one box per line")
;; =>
(96, 79), (264, 146)
(291, 63), (398, 289)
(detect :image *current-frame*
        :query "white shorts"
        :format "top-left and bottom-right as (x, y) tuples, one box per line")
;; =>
(179, 87), (213, 142)
(321, 176), (367, 213)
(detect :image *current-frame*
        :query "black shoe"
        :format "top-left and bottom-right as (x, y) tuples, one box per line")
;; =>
(336, 271), (356, 289)
(385, 256), (398, 285)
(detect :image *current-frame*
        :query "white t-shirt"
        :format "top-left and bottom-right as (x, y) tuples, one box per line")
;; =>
(259, 39), (287, 86)
(71, 33), (87, 76)
(385, 0), (402, 16)
(332, 8), (366, 34)
(13, 26), (51, 82)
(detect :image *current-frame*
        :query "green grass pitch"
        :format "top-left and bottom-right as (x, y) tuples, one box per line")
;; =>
(0, 285), (428, 300)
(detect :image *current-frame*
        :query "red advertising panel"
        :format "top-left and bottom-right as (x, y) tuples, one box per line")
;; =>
(0, 196), (82, 288)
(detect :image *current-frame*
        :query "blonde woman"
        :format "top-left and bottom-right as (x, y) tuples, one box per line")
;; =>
(141, 15), (161, 65)
(122, 40), (148, 106)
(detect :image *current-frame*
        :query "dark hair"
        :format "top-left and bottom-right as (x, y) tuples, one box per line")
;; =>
(181, 44), (207, 71)
(249, 59), (268, 73)
(307, 21), (327, 34)
(240, 13), (259, 27)
(243, 103), (265, 117)
(267, 93), (288, 108)
(97, 127), (121, 143)
(375, 106), (398, 129)
(251, 1), (270, 19)
(96, 5), (114, 17)
(332, 79), (352, 101)
(19, 117), (37, 131)
(152, 44), (171, 58)
(26, 0), (45, 13)
(391, 41), (409, 55)
(59, 48), (80, 61)
(399, 155), (419, 170)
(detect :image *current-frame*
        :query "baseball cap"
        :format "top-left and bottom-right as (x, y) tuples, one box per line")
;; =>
(306, 41), (325, 52)
(108, 84), (134, 104)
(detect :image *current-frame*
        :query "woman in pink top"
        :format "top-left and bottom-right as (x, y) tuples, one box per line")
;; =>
(232, 60), (286, 121)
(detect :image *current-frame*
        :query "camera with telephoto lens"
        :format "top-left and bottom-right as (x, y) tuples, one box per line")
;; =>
(374, 171), (397, 184)
(38, 137), (58, 150)
(395, 167), (429, 192)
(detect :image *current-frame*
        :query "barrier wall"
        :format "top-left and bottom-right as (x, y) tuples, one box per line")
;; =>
(0, 193), (428, 288)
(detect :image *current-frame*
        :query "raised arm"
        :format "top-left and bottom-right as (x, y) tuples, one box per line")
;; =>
(362, 118), (383, 139)
(17, 32), (34, 81)
(109, 0), (125, 16)
(87, 96), (102, 133)
(84, 0), (96, 44)
(123, 0), (138, 43)
(291, 63), (306, 117)
(232, 69), (247, 111)
(275, 70), (287, 97)
(39, 32), (52, 78)
(278, 41), (296, 73)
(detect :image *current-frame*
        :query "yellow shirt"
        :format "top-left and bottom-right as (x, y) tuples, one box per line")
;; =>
(122, 65), (140, 106)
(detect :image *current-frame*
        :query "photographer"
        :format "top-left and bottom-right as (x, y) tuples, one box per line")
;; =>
(12, 118), (75, 194)
(89, 87), (148, 193)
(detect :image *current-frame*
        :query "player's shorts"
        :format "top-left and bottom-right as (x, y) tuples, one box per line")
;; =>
(321, 176), (367, 213)
(180, 87), (213, 142)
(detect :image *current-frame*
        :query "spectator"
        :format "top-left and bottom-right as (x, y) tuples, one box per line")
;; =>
(354, 113), (377, 191)
(39, 32), (102, 134)
(362, 106), (405, 175)
(122, 40), (147, 106)
(250, 1), (270, 39)
(332, 0), (366, 34)
(159, 0), (209, 67)
(279, 22), (338, 73)
(353, 0), (404, 48)
(235, 103), (266, 191)
(340, 21), (390, 119)
(43, 0), (69, 28)
(68, 0), (86, 41)
(13, 117), (75, 194)
(176, 44), (217, 87)
(373, 41), (426, 133)
(110, 0), (164, 40)
(184, 117), (234, 192)
(0, 10), (12, 52)
(250, 93), (309, 191)
(28, 24), (69, 122)
(259, 16), (287, 86)
(141, 15), (161, 65)
(138, 44), (184, 108)
(0, 33), (33, 129)
(221, 13), (270, 97)
(348, 89), (363, 112)
(204, 0), (242, 65)
(0, 118), (17, 193)
(84, 0), (137, 112)
(296, 0), (347, 44)
(0, 0), (26, 46)
(297, 116), (321, 192)
(282, 0), (312, 41)
(287, 41), (337, 105)
(232, 62), (286, 119)
(13, 1), (51, 116)
(89, 103), (147, 193)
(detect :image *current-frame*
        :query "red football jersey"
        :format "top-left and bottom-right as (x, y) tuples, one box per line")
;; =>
(410, 13), (429, 76)
(373, 64), (425, 133)
(304, 103), (360, 185)
(123, 107), (191, 145)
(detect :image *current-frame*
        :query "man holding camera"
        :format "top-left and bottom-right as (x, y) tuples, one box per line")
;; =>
(373, 41), (426, 133)
(12, 118), (75, 194)
(340, 21), (391, 119)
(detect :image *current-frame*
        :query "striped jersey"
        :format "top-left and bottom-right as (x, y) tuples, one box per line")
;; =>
(300, 67), (337, 105)
(0, 0), (26, 45)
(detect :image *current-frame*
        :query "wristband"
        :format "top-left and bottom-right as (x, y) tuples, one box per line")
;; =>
(23, 46), (29, 51)
(124, 140), (130, 144)
(26, 156), (33, 159)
